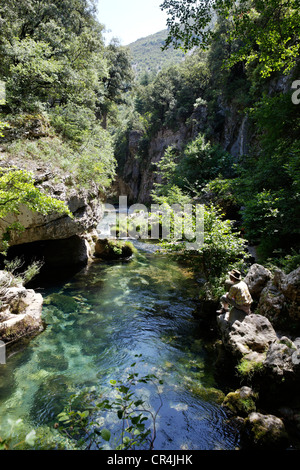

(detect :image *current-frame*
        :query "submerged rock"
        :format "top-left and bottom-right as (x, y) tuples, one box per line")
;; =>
(44, 293), (78, 314)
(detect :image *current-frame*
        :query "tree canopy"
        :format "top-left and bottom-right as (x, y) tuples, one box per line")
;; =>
(161, 0), (300, 76)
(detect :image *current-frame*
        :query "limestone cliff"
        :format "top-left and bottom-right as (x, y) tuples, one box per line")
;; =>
(0, 156), (103, 268)
(112, 101), (250, 205)
(112, 125), (190, 205)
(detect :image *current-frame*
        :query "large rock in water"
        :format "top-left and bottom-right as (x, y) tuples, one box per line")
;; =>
(244, 412), (288, 448)
(217, 313), (278, 358)
(94, 239), (136, 260)
(0, 283), (43, 344)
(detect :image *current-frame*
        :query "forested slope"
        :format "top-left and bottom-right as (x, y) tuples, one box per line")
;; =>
(128, 29), (186, 77)
(114, 1), (300, 271)
(0, 0), (133, 254)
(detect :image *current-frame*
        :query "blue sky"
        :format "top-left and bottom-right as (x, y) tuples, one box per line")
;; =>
(97, 0), (168, 45)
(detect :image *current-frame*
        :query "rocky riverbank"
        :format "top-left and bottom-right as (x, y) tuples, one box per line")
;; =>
(213, 264), (300, 448)
(0, 154), (108, 345)
(0, 270), (43, 344)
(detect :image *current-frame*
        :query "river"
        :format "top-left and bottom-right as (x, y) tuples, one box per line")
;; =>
(0, 212), (240, 450)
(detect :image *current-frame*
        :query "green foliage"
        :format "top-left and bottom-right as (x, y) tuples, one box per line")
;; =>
(176, 134), (234, 192)
(128, 29), (186, 77)
(236, 356), (265, 379)
(3, 257), (43, 285)
(0, 120), (9, 138)
(100, 40), (134, 114)
(0, 167), (71, 253)
(0, 419), (36, 450)
(134, 55), (209, 134)
(4, 124), (116, 190)
(157, 203), (248, 279)
(204, 177), (238, 212)
(0, 0), (127, 204)
(56, 359), (163, 450)
(161, 0), (300, 77)
(232, 93), (300, 258)
(200, 205), (248, 278)
(264, 249), (300, 275)
(152, 134), (235, 202)
(0, 0), (105, 111)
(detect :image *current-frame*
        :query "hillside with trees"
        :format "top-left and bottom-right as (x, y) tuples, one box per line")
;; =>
(0, 0), (133, 254)
(128, 29), (186, 77)
(114, 0), (300, 273)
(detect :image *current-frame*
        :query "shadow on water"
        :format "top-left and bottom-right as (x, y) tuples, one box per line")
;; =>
(0, 240), (240, 450)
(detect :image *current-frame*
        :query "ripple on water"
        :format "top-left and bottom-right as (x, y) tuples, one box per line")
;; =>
(0, 248), (240, 450)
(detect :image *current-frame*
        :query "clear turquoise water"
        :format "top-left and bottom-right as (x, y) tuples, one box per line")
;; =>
(0, 244), (240, 450)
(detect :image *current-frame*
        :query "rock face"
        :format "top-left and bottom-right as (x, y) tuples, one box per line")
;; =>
(1, 178), (103, 246)
(264, 336), (300, 379)
(244, 264), (272, 299)
(217, 309), (300, 389)
(0, 278), (43, 344)
(113, 96), (251, 205)
(258, 266), (300, 327)
(113, 126), (189, 205)
(217, 313), (278, 358)
(0, 158), (103, 268)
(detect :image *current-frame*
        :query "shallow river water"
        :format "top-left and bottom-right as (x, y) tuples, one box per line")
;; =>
(0, 236), (240, 450)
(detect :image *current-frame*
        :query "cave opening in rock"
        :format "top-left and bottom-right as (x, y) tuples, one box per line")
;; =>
(1, 235), (89, 288)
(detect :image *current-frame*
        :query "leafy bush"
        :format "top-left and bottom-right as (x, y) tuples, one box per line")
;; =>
(0, 167), (71, 253)
(157, 204), (249, 277)
(56, 359), (163, 450)
(4, 128), (116, 190)
(152, 134), (235, 204)
(3, 257), (43, 285)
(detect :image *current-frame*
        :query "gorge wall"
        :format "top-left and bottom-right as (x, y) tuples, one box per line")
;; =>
(112, 100), (250, 206)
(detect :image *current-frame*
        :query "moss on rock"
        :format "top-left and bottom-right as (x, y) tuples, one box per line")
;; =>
(244, 412), (288, 448)
(94, 239), (137, 260)
(222, 386), (257, 417)
(188, 384), (225, 404)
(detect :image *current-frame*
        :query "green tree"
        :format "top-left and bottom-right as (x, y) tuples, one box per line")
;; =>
(97, 39), (134, 129)
(232, 93), (300, 257)
(0, 0), (106, 111)
(161, 0), (300, 77)
(0, 168), (71, 253)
